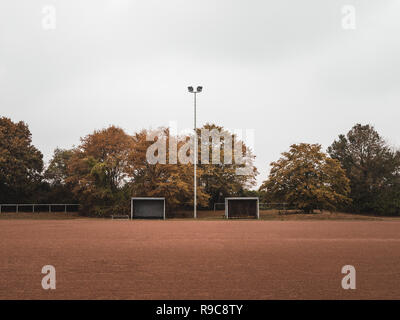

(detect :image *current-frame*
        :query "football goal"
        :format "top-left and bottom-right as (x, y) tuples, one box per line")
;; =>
(213, 202), (225, 211)
(225, 197), (259, 219)
(131, 197), (165, 220)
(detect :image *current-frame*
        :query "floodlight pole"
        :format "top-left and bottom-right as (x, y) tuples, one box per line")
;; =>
(188, 86), (202, 219)
(194, 91), (197, 219)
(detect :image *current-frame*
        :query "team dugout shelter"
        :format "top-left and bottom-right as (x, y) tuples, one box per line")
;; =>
(131, 197), (166, 220)
(225, 197), (259, 219)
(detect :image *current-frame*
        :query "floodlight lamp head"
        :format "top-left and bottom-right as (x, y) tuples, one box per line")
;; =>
(196, 86), (203, 93)
(188, 86), (194, 93)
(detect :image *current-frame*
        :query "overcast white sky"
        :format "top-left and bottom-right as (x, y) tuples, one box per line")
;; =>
(1, 0), (399, 187)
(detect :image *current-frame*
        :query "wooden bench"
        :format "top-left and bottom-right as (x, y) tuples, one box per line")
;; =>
(111, 214), (130, 220)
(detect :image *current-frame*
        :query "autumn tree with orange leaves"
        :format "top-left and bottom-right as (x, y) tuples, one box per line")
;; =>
(128, 128), (209, 210)
(47, 121), (258, 216)
(260, 143), (350, 213)
(0, 117), (44, 203)
(66, 126), (134, 215)
(198, 123), (258, 208)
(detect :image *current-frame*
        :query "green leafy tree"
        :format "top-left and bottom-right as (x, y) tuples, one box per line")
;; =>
(328, 124), (400, 215)
(0, 117), (43, 202)
(260, 143), (351, 213)
(66, 126), (134, 216)
(43, 148), (76, 203)
(45, 148), (74, 185)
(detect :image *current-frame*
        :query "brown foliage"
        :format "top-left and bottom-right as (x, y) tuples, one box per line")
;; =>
(0, 117), (43, 202)
(261, 143), (351, 213)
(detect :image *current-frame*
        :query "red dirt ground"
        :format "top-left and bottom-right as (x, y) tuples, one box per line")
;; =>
(0, 219), (399, 299)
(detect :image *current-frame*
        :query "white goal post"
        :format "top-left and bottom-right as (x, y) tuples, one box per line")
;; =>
(131, 197), (166, 220)
(225, 197), (259, 219)
(213, 202), (225, 211)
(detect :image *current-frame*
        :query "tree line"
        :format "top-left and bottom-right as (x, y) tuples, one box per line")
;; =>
(1, 116), (399, 216)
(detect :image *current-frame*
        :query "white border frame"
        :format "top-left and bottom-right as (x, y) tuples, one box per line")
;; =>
(131, 197), (166, 220)
(224, 197), (259, 219)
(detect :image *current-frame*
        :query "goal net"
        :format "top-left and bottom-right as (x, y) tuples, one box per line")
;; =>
(131, 198), (165, 219)
(213, 202), (225, 211)
(225, 197), (259, 219)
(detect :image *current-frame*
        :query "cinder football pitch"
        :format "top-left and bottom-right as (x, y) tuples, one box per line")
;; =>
(1, 219), (399, 299)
